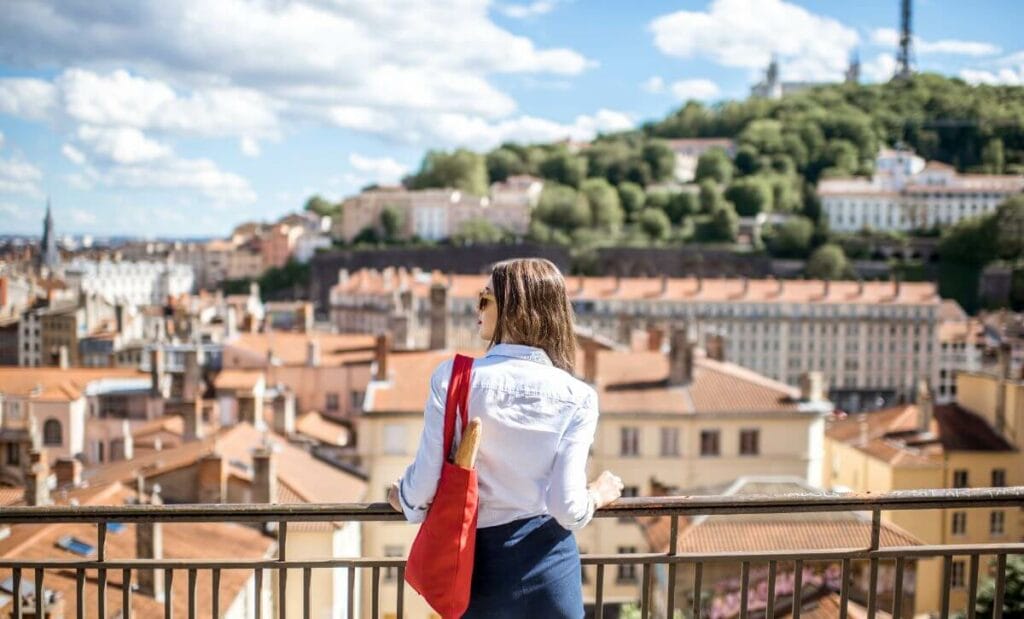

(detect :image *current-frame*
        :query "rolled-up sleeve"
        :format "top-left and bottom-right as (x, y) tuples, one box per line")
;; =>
(397, 360), (452, 523)
(545, 389), (599, 531)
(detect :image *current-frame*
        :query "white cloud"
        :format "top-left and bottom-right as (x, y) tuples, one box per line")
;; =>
(0, 202), (31, 221)
(871, 28), (1000, 57)
(650, 0), (859, 81)
(498, 1), (557, 19)
(0, 130), (4, 150)
(960, 67), (1024, 86)
(0, 78), (57, 121)
(76, 125), (171, 164)
(70, 208), (97, 225)
(862, 53), (898, 82)
(642, 76), (666, 94)
(348, 154), (409, 185)
(97, 157), (257, 205)
(670, 79), (721, 101)
(61, 143), (87, 165)
(240, 136), (261, 158)
(0, 155), (43, 198)
(430, 108), (634, 150)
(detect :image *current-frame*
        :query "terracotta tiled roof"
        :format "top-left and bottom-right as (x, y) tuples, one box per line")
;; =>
(938, 300), (968, 322)
(332, 270), (939, 307)
(0, 486), (22, 506)
(366, 349), (482, 413)
(223, 331), (376, 368)
(784, 592), (891, 619)
(295, 411), (351, 446)
(0, 367), (148, 402)
(213, 368), (265, 391)
(938, 318), (985, 345)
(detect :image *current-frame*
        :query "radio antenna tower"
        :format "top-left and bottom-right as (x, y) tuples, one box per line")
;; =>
(894, 0), (914, 80)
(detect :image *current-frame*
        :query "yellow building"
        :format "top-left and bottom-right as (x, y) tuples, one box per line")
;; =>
(823, 366), (1024, 615)
(358, 329), (832, 618)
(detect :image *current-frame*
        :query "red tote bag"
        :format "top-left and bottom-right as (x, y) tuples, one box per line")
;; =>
(405, 354), (478, 618)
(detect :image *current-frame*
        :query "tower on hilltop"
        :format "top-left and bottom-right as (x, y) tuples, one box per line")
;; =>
(37, 197), (60, 275)
(894, 0), (914, 80)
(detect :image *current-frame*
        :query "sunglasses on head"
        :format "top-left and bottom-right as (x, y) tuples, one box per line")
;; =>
(478, 291), (496, 312)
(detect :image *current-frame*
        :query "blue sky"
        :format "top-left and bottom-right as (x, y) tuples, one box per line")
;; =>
(1, 0), (1022, 238)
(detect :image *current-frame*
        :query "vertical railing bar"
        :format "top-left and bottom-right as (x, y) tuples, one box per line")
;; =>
(278, 522), (288, 619)
(254, 568), (263, 619)
(993, 554), (1006, 619)
(302, 567), (311, 619)
(666, 516), (679, 619)
(739, 561), (750, 619)
(188, 568), (197, 619)
(595, 564), (605, 619)
(692, 562), (703, 619)
(867, 557), (879, 619)
(641, 563), (651, 619)
(892, 557), (905, 619)
(97, 522), (107, 561)
(164, 568), (173, 619)
(12, 568), (21, 619)
(76, 568), (85, 619)
(347, 566), (356, 619)
(212, 568), (221, 619)
(34, 568), (43, 619)
(767, 561), (778, 618)
(396, 565), (405, 619)
(966, 554), (979, 619)
(839, 558), (850, 619)
(371, 566), (380, 619)
(869, 509), (881, 551)
(98, 567), (107, 619)
(940, 555), (952, 619)
(122, 568), (132, 619)
(793, 559), (804, 619)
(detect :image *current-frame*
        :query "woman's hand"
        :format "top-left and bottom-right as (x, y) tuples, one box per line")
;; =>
(588, 470), (624, 508)
(386, 481), (402, 512)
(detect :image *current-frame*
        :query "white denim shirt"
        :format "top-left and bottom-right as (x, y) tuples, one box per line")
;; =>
(398, 343), (599, 530)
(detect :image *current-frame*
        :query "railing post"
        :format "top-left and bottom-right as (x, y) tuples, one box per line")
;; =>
(278, 522), (288, 619)
(666, 516), (678, 619)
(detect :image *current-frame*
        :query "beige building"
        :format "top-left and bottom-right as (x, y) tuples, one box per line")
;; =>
(664, 138), (736, 182)
(227, 240), (265, 281)
(330, 269), (942, 409)
(822, 362), (1024, 614)
(356, 329), (832, 618)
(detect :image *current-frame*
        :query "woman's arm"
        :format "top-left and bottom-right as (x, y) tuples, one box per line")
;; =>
(395, 360), (452, 523)
(545, 391), (600, 531)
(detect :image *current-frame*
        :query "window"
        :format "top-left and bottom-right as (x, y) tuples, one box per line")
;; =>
(952, 469), (969, 488)
(382, 424), (406, 456)
(739, 429), (760, 456)
(383, 545), (403, 581)
(700, 430), (720, 457)
(5, 444), (19, 466)
(616, 547), (637, 582)
(950, 560), (966, 589)
(43, 419), (63, 446)
(951, 512), (967, 536)
(990, 511), (1005, 536)
(349, 390), (365, 411)
(660, 427), (679, 457)
(992, 468), (1006, 487)
(325, 392), (339, 413)
(620, 427), (639, 457)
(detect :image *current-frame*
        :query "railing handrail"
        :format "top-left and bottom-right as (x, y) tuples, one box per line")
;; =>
(3, 486), (1021, 523)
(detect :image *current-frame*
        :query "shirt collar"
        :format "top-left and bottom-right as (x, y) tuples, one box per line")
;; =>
(485, 343), (553, 366)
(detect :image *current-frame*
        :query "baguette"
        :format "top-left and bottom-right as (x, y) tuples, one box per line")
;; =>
(453, 418), (482, 469)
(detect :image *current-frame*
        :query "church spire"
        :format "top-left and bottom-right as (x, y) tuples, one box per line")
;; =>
(38, 196), (60, 275)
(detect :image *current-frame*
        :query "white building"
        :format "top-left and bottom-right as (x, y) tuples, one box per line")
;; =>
(665, 138), (736, 182)
(63, 259), (194, 306)
(819, 147), (1024, 233)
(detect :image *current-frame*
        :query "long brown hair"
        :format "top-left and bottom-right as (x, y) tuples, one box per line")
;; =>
(489, 258), (577, 373)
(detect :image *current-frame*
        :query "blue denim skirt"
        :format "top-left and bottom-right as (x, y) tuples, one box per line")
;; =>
(462, 515), (584, 618)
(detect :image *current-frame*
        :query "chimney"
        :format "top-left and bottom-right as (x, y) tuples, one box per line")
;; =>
(273, 389), (296, 435)
(183, 397), (204, 441)
(252, 447), (278, 505)
(196, 453), (225, 503)
(249, 281), (260, 300)
(611, 274), (622, 294)
(301, 302), (314, 333)
(54, 457), (82, 488)
(892, 275), (902, 299)
(338, 268), (350, 288)
(617, 313), (633, 346)
(856, 279), (865, 297)
(705, 333), (726, 362)
(647, 326), (664, 352)
(668, 326), (694, 387)
(226, 306), (238, 338)
(694, 275), (704, 296)
(374, 333), (390, 381)
(574, 275), (585, 294)
(306, 338), (321, 368)
(916, 380), (934, 433)
(135, 486), (165, 601)
(822, 279), (831, 298)
(740, 277), (750, 298)
(858, 413), (869, 446)
(115, 304), (126, 334)
(120, 420), (134, 460)
(25, 450), (50, 506)
(429, 283), (448, 350)
(582, 339), (599, 385)
(57, 345), (69, 369)
(659, 275), (669, 297)
(150, 347), (166, 397)
(182, 348), (203, 402)
(799, 372), (826, 402)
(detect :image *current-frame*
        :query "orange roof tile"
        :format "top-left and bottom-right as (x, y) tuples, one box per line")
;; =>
(213, 369), (265, 391)
(223, 331), (376, 368)
(295, 411), (351, 446)
(0, 367), (148, 402)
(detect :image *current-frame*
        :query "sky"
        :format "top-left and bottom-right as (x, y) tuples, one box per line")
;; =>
(0, 0), (1022, 239)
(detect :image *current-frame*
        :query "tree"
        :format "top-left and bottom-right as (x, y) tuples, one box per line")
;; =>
(806, 243), (849, 280)
(451, 218), (505, 245)
(486, 147), (525, 183)
(535, 184), (591, 232)
(694, 147), (733, 184)
(765, 216), (815, 258)
(408, 149), (488, 195)
(725, 177), (773, 217)
(734, 144), (764, 175)
(380, 206), (403, 242)
(580, 177), (624, 232)
(638, 208), (671, 241)
(641, 140), (677, 182)
(539, 150), (588, 188)
(981, 138), (1005, 174)
(698, 180), (725, 214)
(993, 195), (1024, 259)
(303, 195), (337, 217)
(617, 182), (646, 221)
(973, 554), (1024, 618)
(667, 191), (699, 224)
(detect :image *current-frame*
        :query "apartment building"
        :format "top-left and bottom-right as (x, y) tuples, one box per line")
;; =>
(330, 269), (942, 410)
(819, 147), (1024, 233)
(63, 258), (195, 306)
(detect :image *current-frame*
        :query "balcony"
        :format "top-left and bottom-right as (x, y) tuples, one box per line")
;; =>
(0, 487), (1021, 619)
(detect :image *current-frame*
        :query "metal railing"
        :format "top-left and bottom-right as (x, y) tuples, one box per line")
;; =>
(0, 487), (1021, 619)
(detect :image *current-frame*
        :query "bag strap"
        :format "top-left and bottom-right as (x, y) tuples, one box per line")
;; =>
(442, 354), (474, 461)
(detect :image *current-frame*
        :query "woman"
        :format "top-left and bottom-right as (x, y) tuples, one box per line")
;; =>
(387, 257), (622, 618)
